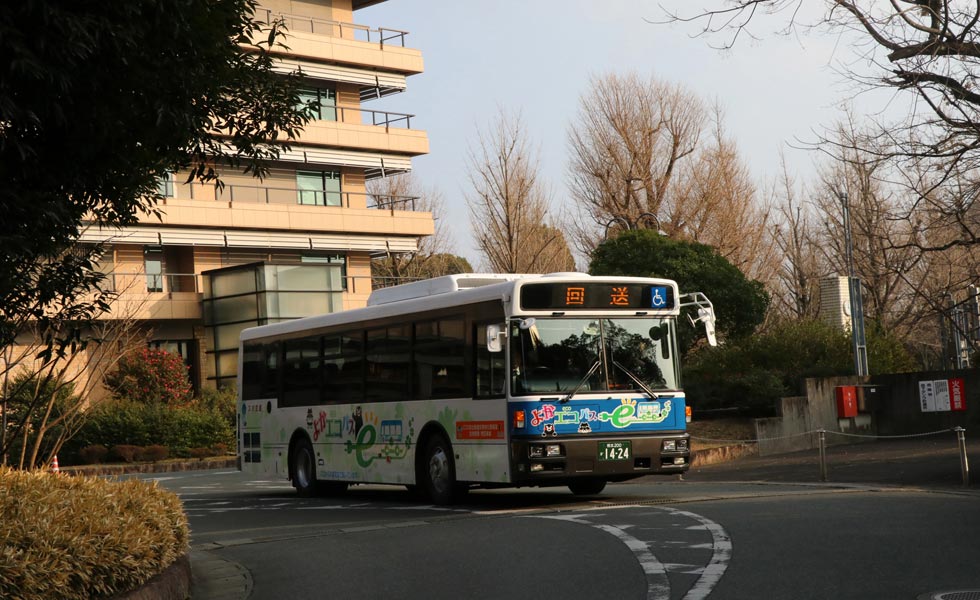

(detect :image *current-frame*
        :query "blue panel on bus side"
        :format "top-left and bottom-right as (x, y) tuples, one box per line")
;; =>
(510, 395), (685, 437)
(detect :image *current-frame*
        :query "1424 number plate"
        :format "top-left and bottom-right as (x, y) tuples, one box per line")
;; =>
(598, 441), (631, 461)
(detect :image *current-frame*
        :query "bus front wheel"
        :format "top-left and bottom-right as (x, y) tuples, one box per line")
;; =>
(420, 435), (464, 505)
(290, 437), (317, 496)
(568, 478), (607, 496)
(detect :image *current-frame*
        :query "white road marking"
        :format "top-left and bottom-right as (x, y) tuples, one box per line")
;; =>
(535, 506), (732, 600)
(539, 514), (671, 600)
(659, 507), (732, 600)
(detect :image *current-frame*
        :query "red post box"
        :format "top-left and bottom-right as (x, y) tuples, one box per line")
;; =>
(835, 386), (858, 418)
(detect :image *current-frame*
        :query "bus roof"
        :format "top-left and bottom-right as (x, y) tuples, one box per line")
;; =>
(239, 272), (679, 343)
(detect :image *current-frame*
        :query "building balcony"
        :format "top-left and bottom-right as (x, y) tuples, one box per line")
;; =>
(253, 7), (424, 77)
(102, 272), (205, 321)
(149, 196), (433, 237)
(295, 108), (429, 157)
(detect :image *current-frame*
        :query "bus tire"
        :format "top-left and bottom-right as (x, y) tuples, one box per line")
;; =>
(568, 478), (606, 496)
(290, 437), (317, 497)
(420, 435), (463, 505)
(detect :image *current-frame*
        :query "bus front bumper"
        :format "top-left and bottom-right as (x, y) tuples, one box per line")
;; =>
(509, 433), (690, 485)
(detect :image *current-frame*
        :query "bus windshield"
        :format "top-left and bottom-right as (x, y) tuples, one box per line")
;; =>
(509, 317), (679, 396)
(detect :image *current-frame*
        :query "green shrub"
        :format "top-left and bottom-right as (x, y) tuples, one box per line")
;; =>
(104, 347), (192, 405)
(684, 318), (920, 416)
(1, 373), (79, 468)
(64, 400), (235, 462)
(0, 468), (189, 600)
(193, 385), (237, 430)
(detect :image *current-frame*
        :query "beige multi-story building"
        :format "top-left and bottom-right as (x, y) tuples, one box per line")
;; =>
(82, 0), (431, 389)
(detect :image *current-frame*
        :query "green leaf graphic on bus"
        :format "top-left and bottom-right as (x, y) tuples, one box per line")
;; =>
(597, 399), (672, 428)
(344, 414), (416, 468)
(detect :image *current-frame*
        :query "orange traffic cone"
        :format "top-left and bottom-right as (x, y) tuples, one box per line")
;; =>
(51, 455), (60, 473)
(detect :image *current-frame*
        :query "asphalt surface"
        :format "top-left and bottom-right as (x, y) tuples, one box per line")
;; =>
(187, 436), (979, 599)
(683, 435), (978, 490)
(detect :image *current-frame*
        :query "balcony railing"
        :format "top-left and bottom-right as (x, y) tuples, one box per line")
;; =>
(255, 7), (409, 47)
(103, 272), (205, 295)
(168, 184), (421, 213)
(333, 105), (414, 130)
(103, 271), (417, 298)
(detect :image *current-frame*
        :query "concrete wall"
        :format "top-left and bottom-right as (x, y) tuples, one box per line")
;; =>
(754, 370), (980, 456)
(868, 369), (979, 435)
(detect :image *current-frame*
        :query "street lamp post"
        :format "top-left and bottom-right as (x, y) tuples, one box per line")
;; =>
(840, 190), (869, 376)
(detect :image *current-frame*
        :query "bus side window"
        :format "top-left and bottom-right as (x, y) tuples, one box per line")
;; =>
(261, 342), (280, 400)
(241, 342), (263, 401)
(475, 324), (505, 397)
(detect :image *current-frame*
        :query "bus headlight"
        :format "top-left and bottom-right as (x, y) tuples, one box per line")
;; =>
(529, 444), (564, 458)
(662, 440), (676, 452)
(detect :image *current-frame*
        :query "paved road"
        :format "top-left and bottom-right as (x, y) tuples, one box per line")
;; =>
(143, 462), (980, 600)
(686, 437), (977, 489)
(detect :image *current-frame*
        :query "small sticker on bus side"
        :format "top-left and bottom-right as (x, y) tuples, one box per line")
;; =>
(456, 421), (505, 440)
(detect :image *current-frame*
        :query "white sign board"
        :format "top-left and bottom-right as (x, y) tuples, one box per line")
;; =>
(933, 379), (951, 412)
(919, 380), (936, 412)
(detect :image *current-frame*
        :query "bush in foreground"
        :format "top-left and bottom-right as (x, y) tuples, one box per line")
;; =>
(0, 469), (189, 600)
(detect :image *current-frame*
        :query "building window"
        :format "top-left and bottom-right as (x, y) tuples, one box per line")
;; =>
(297, 170), (341, 206)
(297, 87), (337, 121)
(144, 245), (164, 292)
(156, 173), (174, 198)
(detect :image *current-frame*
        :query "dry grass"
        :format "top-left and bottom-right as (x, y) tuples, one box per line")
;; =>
(0, 468), (189, 600)
(688, 418), (756, 450)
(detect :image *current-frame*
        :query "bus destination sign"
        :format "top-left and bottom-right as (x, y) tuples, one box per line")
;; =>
(520, 282), (674, 311)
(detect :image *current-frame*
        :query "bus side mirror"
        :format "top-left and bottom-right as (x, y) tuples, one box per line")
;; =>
(699, 308), (717, 347)
(486, 324), (506, 353)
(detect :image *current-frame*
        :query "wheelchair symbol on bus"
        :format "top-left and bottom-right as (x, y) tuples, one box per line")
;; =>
(651, 287), (667, 308)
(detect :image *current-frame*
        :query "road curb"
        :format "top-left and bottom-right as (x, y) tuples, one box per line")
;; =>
(189, 549), (253, 600)
(61, 458), (238, 477)
(112, 554), (191, 600)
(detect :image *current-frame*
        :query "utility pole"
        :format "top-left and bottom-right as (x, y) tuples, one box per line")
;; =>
(840, 190), (869, 376)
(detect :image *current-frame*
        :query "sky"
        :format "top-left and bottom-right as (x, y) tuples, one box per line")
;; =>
(360, 0), (854, 267)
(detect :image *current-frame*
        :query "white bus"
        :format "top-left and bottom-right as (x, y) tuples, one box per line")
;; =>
(238, 273), (717, 504)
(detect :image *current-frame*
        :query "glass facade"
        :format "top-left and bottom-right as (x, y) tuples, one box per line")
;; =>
(297, 170), (342, 206)
(203, 258), (347, 387)
(297, 87), (337, 122)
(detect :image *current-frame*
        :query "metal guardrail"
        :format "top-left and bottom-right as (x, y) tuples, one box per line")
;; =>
(255, 7), (409, 48)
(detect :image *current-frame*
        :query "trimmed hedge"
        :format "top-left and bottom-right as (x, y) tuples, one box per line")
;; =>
(64, 400), (235, 463)
(0, 468), (189, 600)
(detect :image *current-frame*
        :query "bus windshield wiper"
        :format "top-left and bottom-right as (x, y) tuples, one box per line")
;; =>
(612, 360), (662, 400)
(560, 359), (602, 404)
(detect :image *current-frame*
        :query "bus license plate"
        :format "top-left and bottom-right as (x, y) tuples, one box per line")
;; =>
(598, 441), (631, 461)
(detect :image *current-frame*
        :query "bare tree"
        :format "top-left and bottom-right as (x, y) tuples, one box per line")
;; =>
(368, 174), (468, 284)
(1, 273), (149, 469)
(669, 106), (778, 284)
(567, 75), (775, 282)
(812, 116), (928, 338)
(467, 110), (573, 273)
(770, 155), (824, 319)
(566, 72), (704, 256)
(664, 0), (980, 251)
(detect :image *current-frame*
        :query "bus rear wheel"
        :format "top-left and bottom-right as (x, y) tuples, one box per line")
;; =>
(290, 437), (317, 497)
(420, 435), (464, 505)
(568, 478), (607, 496)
